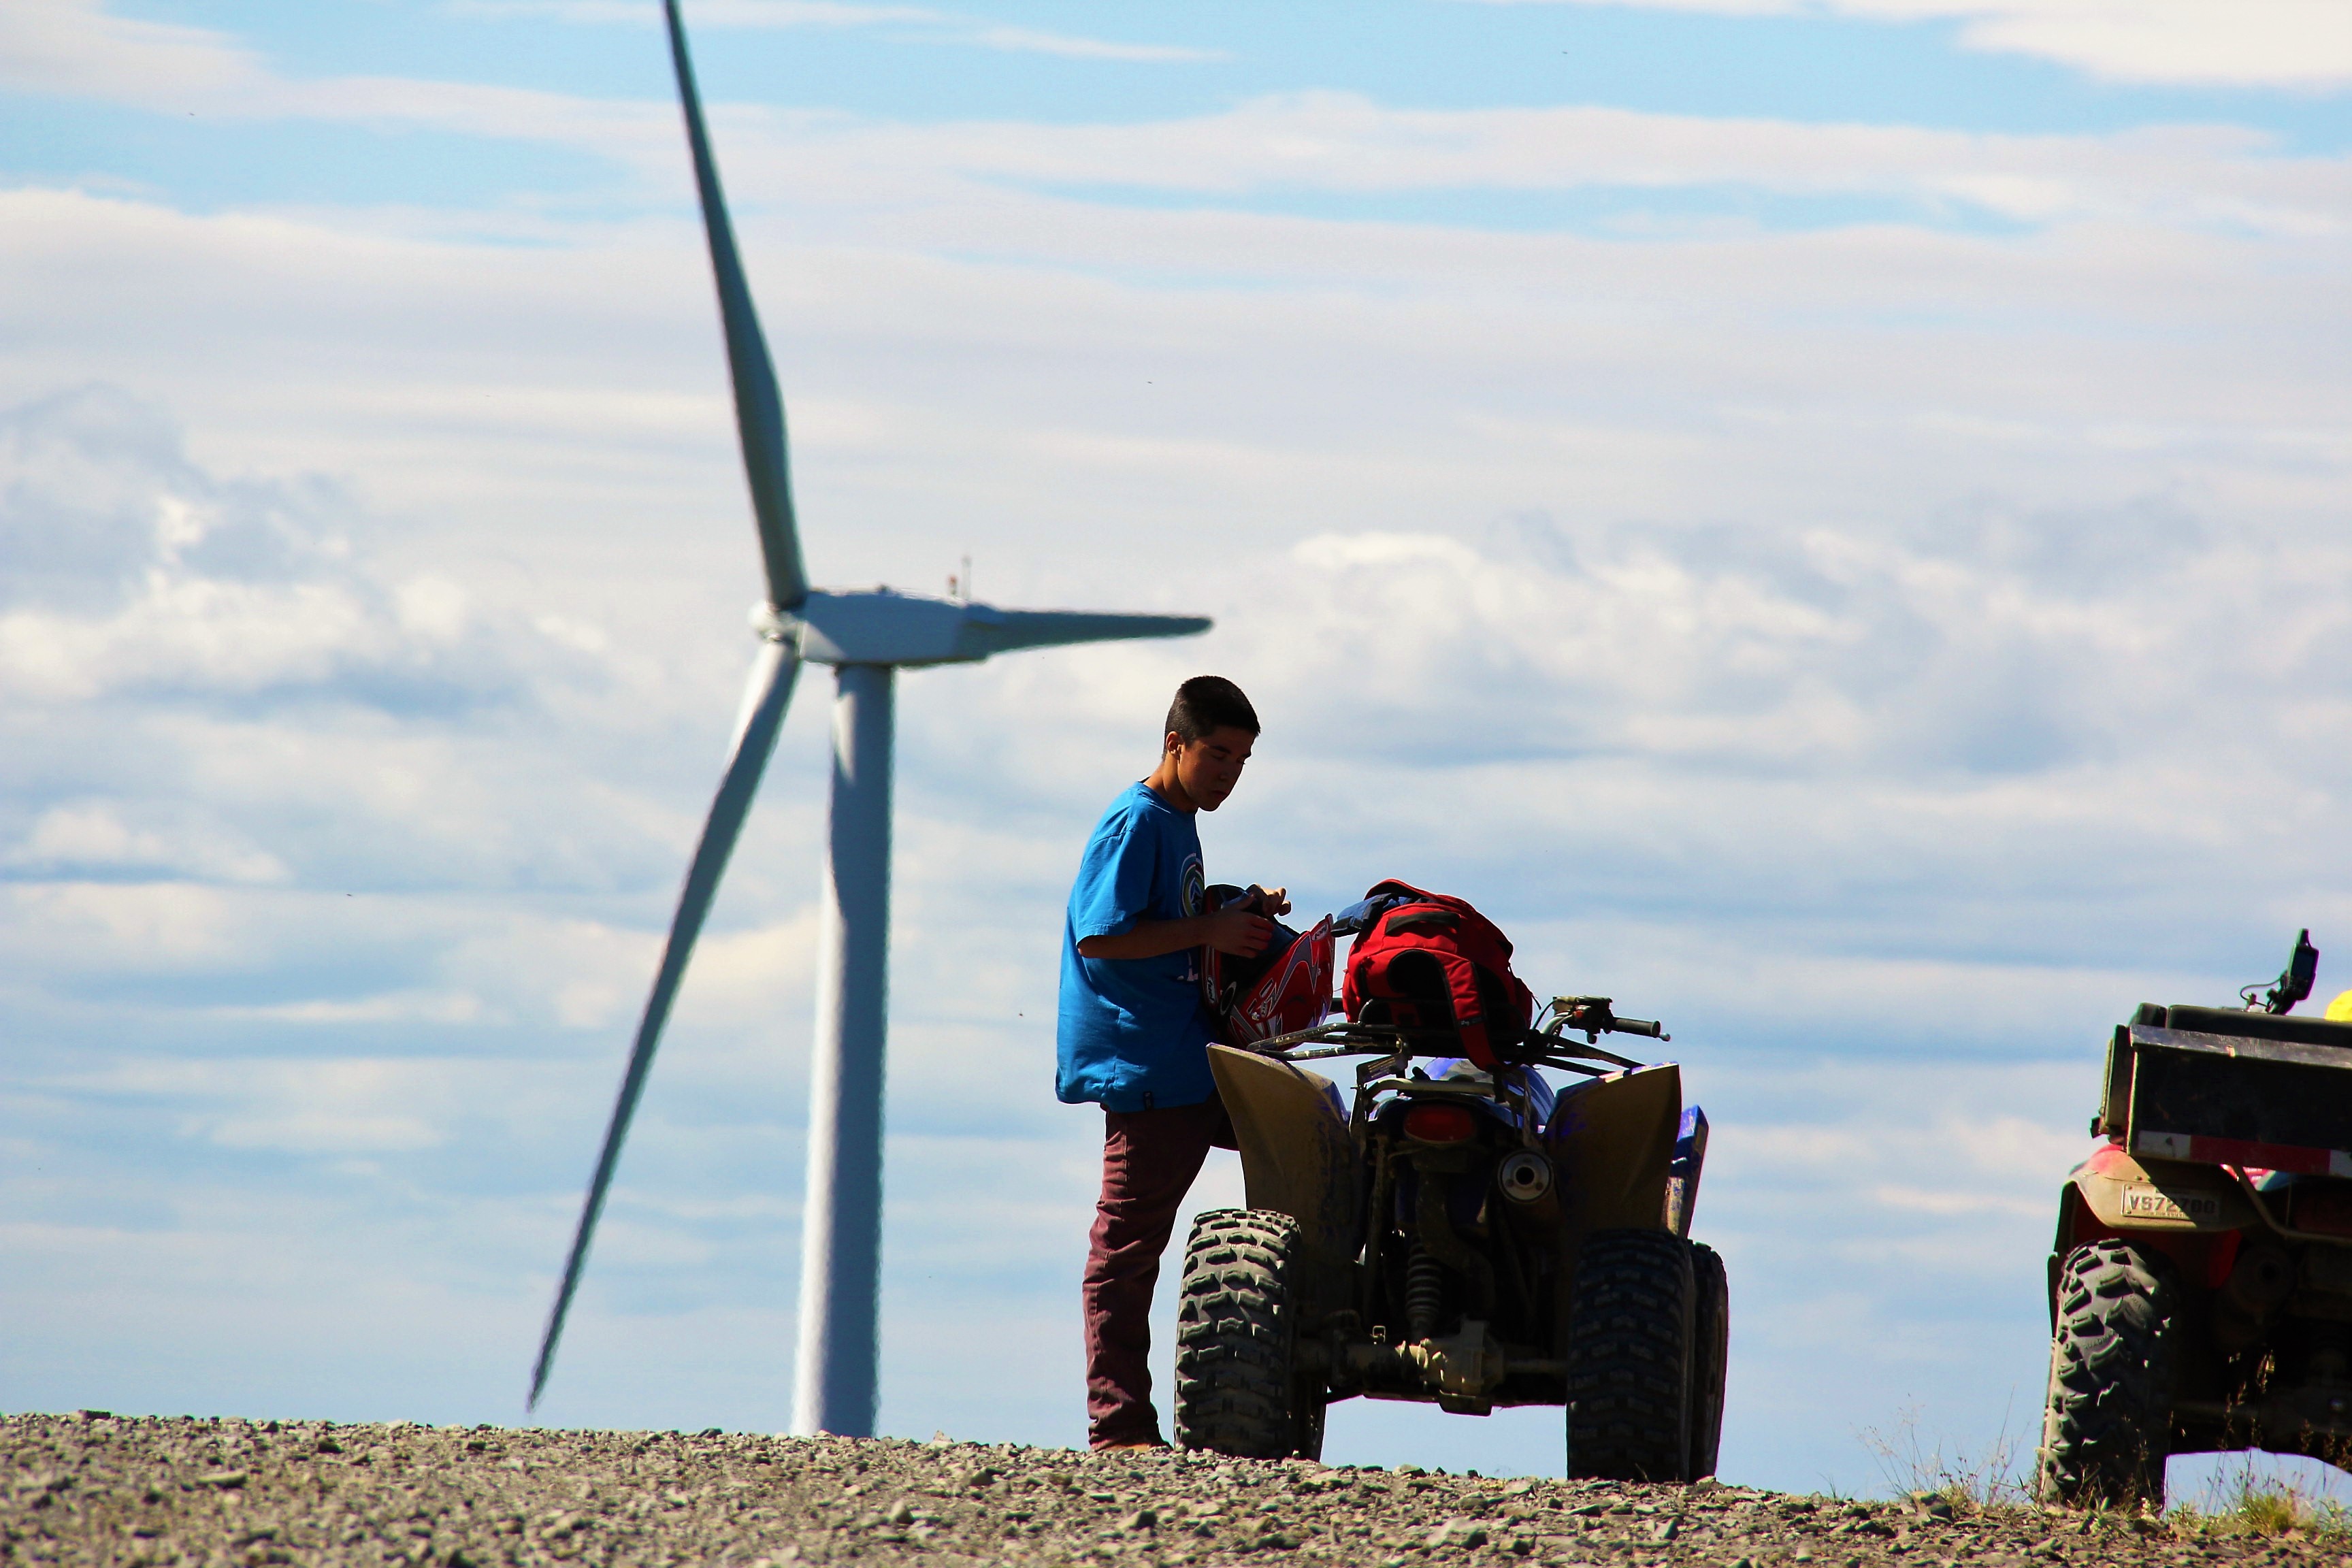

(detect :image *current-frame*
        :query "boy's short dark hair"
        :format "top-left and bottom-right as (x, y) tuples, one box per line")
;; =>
(1165, 676), (1259, 744)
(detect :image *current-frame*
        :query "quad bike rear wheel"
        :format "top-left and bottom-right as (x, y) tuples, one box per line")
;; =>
(1174, 1209), (1324, 1460)
(1686, 1241), (1730, 1480)
(2040, 1239), (2178, 1509)
(1567, 1228), (1697, 1482)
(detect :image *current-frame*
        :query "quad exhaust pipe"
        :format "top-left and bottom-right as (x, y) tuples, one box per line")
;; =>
(1498, 1149), (1552, 1203)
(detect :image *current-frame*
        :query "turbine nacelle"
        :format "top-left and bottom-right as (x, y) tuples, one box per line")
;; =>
(755, 590), (1209, 668)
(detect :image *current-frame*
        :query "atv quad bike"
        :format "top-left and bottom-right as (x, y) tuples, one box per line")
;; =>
(1172, 981), (1727, 1481)
(2040, 931), (2352, 1507)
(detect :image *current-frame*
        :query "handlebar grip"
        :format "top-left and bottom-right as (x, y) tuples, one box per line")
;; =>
(1612, 1017), (1664, 1039)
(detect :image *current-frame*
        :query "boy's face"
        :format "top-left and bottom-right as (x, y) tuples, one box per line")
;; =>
(1169, 725), (1255, 811)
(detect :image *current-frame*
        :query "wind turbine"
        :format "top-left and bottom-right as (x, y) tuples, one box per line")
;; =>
(527, 0), (1209, 1437)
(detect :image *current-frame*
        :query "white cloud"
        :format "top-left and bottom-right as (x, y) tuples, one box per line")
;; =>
(1462, 0), (2352, 88)
(8, 804), (288, 884)
(0, 385), (504, 704)
(209, 1106), (446, 1154)
(1874, 1182), (2047, 1218)
(10, 7), (2347, 238)
(961, 25), (1224, 63)
(643, 93), (2352, 239)
(5, 880), (244, 967)
(0, 0), (262, 101)
(213, 992), (487, 1026)
(1265, 512), (2352, 795)
(422, 1), (1221, 67)
(1948, 1), (2352, 86)
(0, 576), (378, 702)
(427, 908), (822, 1032)
(448, 0), (944, 22)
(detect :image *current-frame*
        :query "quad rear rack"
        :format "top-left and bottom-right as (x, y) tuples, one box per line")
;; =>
(2103, 1003), (2352, 1177)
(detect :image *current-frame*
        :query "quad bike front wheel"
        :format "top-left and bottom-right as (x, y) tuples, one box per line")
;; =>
(1567, 1228), (1697, 1482)
(1686, 1241), (1731, 1480)
(1173, 1209), (1325, 1460)
(2040, 1239), (2178, 1509)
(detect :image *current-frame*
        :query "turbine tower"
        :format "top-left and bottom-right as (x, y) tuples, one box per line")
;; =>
(527, 0), (1209, 1436)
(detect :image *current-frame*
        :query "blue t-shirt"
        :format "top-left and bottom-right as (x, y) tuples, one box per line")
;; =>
(1056, 782), (1216, 1111)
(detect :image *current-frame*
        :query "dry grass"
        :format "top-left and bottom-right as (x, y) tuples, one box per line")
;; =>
(1860, 1403), (2352, 1537)
(2171, 1457), (2352, 1539)
(1858, 1403), (2033, 1514)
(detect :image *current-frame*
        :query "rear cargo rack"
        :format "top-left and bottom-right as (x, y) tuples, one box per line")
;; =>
(2111, 1019), (2352, 1177)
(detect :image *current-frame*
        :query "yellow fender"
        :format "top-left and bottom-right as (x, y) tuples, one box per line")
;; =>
(1546, 1064), (1682, 1237)
(1207, 1045), (1362, 1267)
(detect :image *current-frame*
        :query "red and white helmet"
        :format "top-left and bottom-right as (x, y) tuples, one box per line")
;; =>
(1200, 884), (1335, 1046)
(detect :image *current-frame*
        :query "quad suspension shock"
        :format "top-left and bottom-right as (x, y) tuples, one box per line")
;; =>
(1405, 1243), (1443, 1342)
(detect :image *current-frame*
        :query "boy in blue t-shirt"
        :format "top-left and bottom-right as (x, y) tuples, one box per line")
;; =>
(1059, 675), (1284, 1450)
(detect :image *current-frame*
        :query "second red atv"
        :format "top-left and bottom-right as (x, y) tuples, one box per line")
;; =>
(2040, 932), (2352, 1506)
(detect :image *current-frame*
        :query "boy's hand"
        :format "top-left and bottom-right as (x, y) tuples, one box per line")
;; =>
(1261, 887), (1291, 918)
(1203, 906), (1275, 958)
(1075, 902), (1283, 962)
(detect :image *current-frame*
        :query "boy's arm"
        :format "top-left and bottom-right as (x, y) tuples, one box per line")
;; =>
(1078, 906), (1274, 961)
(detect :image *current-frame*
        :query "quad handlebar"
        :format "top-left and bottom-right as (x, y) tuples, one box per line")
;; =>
(1543, 995), (1667, 1043)
(1245, 1004), (1667, 1077)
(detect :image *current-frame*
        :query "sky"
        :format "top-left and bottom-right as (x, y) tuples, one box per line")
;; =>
(5, 0), (2352, 1499)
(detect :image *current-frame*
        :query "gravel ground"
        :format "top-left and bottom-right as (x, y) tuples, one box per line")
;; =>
(5, 1411), (2345, 1568)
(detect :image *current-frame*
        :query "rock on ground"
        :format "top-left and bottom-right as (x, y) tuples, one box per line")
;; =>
(2, 1412), (2340, 1568)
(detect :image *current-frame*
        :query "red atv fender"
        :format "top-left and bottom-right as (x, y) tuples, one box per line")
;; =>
(2048, 1141), (2255, 1327)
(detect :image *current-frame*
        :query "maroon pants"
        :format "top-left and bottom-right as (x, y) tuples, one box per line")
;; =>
(1082, 1098), (1232, 1448)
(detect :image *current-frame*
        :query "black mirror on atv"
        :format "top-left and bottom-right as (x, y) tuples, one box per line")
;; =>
(2274, 930), (2319, 1013)
(2247, 928), (2319, 1015)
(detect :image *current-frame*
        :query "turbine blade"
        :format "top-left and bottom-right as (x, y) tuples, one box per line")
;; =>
(529, 638), (802, 1410)
(663, 0), (811, 612)
(958, 609), (1211, 660)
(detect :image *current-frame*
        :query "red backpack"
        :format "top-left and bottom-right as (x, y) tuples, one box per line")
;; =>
(1341, 880), (1535, 1068)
